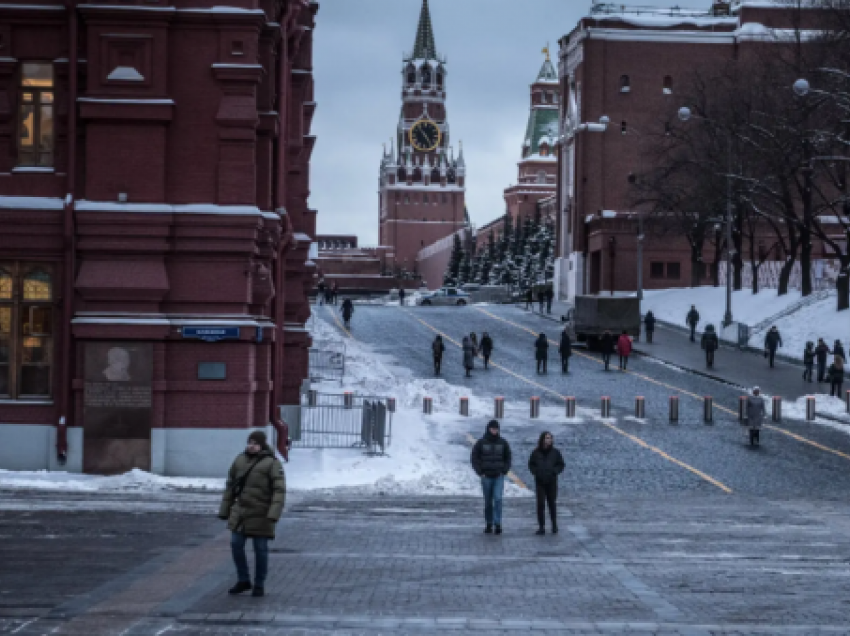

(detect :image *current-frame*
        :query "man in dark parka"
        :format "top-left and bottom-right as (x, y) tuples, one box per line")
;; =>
(219, 430), (286, 597)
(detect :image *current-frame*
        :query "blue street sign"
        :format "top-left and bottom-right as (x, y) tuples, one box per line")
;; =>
(182, 326), (241, 342)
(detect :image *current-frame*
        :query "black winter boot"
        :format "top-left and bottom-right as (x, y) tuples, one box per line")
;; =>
(551, 524), (558, 534)
(535, 528), (545, 535)
(484, 524), (493, 534)
(228, 581), (252, 595)
(495, 525), (502, 535)
(251, 587), (265, 598)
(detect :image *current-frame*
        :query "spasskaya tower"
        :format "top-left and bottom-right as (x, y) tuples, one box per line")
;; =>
(378, 0), (467, 278)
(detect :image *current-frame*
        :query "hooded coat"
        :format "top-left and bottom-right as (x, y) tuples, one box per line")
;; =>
(746, 395), (766, 430)
(764, 329), (783, 352)
(470, 425), (512, 478)
(616, 334), (632, 357)
(480, 335), (494, 356)
(559, 332), (572, 358)
(462, 338), (475, 370)
(701, 327), (719, 352)
(644, 312), (656, 332)
(535, 335), (549, 361)
(432, 337), (445, 358)
(219, 447), (286, 538)
(600, 332), (615, 355)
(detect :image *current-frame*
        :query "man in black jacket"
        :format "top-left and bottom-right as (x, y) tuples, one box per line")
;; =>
(470, 420), (512, 535)
(764, 326), (783, 368)
(559, 329), (572, 373)
(528, 431), (565, 535)
(816, 338), (830, 382)
(686, 305), (700, 342)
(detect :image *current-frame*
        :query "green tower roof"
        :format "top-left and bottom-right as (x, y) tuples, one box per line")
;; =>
(412, 0), (438, 60)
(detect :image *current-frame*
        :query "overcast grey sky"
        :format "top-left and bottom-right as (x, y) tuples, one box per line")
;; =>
(311, 0), (707, 244)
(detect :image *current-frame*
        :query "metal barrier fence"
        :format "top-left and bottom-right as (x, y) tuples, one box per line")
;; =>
(309, 345), (345, 383)
(279, 392), (392, 455)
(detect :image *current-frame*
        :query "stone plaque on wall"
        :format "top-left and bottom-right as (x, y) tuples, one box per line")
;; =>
(83, 342), (153, 474)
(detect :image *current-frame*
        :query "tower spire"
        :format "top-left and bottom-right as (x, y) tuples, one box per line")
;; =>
(412, 0), (438, 60)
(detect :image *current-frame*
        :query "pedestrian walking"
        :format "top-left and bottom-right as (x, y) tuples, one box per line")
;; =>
(746, 387), (766, 447)
(480, 332), (494, 369)
(470, 420), (512, 535)
(833, 339), (846, 362)
(600, 330), (615, 371)
(803, 341), (815, 382)
(686, 305), (700, 342)
(398, 288), (406, 307)
(535, 333), (549, 374)
(816, 338), (830, 382)
(644, 311), (656, 344)
(616, 330), (632, 370)
(528, 431), (565, 535)
(829, 355), (845, 398)
(764, 326), (783, 368)
(538, 290), (545, 313)
(317, 279), (326, 306)
(219, 431), (285, 598)
(324, 287), (332, 305)
(525, 288), (533, 310)
(340, 298), (354, 329)
(470, 332), (479, 355)
(462, 336), (475, 377)
(545, 287), (554, 314)
(701, 324), (719, 369)
(432, 335), (445, 375)
(331, 282), (338, 305)
(558, 329), (572, 373)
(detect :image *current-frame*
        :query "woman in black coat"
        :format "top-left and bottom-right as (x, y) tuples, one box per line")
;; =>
(644, 311), (656, 344)
(535, 333), (549, 374)
(528, 431), (565, 535)
(480, 332), (494, 369)
(558, 329), (572, 373)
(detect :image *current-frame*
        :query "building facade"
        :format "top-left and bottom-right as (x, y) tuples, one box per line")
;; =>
(378, 0), (467, 277)
(554, 0), (827, 300)
(0, 0), (319, 476)
(503, 54), (560, 227)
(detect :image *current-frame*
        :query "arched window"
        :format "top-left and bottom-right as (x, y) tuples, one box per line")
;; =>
(436, 68), (444, 88)
(540, 143), (549, 157)
(663, 75), (673, 94)
(423, 193), (429, 204)
(406, 64), (416, 86)
(404, 194), (410, 204)
(620, 75), (631, 93)
(421, 65), (432, 89)
(621, 121), (628, 135)
(431, 168), (440, 182)
(0, 263), (53, 399)
(537, 171), (547, 184)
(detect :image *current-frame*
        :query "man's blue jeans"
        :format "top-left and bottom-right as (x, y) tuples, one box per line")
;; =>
(480, 475), (505, 525)
(231, 532), (269, 586)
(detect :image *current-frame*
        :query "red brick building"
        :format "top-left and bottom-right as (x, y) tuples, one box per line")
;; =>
(378, 0), (467, 277)
(0, 0), (319, 476)
(555, 0), (823, 299)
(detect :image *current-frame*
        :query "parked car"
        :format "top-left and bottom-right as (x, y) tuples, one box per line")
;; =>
(417, 288), (470, 306)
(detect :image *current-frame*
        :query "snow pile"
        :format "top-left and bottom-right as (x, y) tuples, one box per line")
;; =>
(643, 287), (850, 361)
(285, 316), (529, 496)
(0, 468), (222, 492)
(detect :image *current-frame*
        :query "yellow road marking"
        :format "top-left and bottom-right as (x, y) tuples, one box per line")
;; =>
(325, 304), (353, 339)
(409, 310), (732, 494)
(475, 307), (850, 463)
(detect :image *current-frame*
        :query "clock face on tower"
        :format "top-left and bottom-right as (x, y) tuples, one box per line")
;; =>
(409, 119), (442, 152)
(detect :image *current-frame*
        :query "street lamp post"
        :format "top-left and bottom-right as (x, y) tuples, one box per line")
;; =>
(678, 106), (734, 327)
(628, 172), (644, 301)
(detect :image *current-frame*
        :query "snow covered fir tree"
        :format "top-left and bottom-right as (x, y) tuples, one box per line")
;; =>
(443, 208), (555, 289)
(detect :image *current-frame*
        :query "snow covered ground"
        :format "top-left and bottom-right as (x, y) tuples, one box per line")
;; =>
(642, 287), (850, 361)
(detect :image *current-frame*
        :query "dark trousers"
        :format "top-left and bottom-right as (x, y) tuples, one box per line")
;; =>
(831, 380), (843, 397)
(537, 358), (547, 374)
(561, 356), (569, 373)
(646, 331), (653, 344)
(818, 360), (827, 382)
(525, 300), (532, 309)
(749, 429), (761, 446)
(689, 324), (696, 342)
(231, 532), (269, 587)
(535, 480), (557, 529)
(706, 350), (715, 368)
(619, 355), (628, 370)
(546, 299), (553, 314)
(483, 354), (490, 369)
(768, 349), (777, 368)
(602, 353), (611, 370)
(434, 356), (441, 375)
(803, 363), (813, 381)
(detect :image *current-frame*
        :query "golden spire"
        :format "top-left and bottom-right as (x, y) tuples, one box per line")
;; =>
(542, 43), (550, 62)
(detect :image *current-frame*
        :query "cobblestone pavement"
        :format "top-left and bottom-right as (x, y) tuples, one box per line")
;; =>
(4, 304), (850, 635)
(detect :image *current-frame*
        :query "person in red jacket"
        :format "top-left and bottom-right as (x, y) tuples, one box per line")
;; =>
(616, 330), (633, 371)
